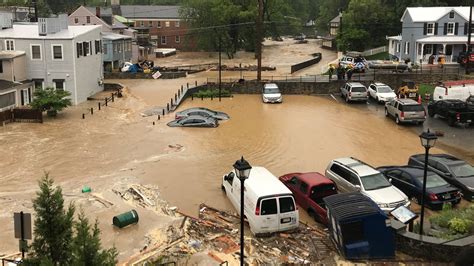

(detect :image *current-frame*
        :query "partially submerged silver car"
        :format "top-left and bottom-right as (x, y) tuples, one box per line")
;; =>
(167, 115), (219, 128)
(175, 107), (230, 120)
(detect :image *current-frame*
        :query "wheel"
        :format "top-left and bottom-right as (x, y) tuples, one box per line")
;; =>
(448, 117), (455, 127)
(428, 109), (435, 117)
(376, 96), (379, 103)
(385, 108), (389, 117)
(410, 196), (420, 205)
(345, 96), (350, 103)
(395, 116), (400, 124)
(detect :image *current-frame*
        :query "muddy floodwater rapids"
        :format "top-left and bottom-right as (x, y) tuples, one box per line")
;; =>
(1, 41), (473, 260)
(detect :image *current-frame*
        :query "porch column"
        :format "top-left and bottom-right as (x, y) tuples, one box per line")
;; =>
(420, 43), (425, 63)
(442, 44), (446, 54)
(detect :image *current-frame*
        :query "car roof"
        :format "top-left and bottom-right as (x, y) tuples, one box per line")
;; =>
(333, 157), (379, 176)
(346, 82), (365, 87)
(181, 107), (212, 112)
(439, 99), (465, 103)
(380, 166), (435, 177)
(287, 172), (334, 187)
(181, 115), (215, 121)
(411, 153), (464, 165)
(244, 166), (293, 196)
(264, 83), (278, 88)
(397, 99), (419, 105)
(372, 82), (388, 87)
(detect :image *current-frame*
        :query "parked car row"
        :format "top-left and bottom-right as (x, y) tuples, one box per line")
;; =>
(220, 154), (473, 235)
(167, 107), (229, 128)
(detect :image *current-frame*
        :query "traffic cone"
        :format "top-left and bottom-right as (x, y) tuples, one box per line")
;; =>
(417, 95), (422, 104)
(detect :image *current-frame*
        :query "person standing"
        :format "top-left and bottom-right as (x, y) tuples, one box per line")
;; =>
(328, 64), (335, 80)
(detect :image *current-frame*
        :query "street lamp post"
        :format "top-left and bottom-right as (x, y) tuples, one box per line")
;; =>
(418, 129), (438, 235)
(233, 156), (252, 266)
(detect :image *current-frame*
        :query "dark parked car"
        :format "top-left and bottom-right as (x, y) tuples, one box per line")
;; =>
(427, 99), (474, 126)
(167, 115), (218, 128)
(408, 154), (474, 201)
(377, 166), (461, 209)
(279, 172), (337, 225)
(175, 107), (230, 120)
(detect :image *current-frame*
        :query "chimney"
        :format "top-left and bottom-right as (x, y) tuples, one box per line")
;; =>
(96, 6), (101, 17)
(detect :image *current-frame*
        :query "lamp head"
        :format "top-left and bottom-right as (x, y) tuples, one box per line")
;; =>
(233, 156), (252, 181)
(419, 128), (437, 149)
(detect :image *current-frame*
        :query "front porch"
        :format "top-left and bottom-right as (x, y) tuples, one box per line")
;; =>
(416, 36), (471, 64)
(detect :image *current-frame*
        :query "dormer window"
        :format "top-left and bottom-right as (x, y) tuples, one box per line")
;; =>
(449, 11), (455, 19)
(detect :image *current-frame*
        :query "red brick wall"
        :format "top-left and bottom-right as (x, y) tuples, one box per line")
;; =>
(134, 19), (197, 51)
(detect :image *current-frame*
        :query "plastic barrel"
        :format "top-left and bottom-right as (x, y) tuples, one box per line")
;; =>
(113, 209), (139, 228)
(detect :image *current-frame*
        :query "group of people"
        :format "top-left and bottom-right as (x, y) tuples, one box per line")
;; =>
(328, 63), (354, 80)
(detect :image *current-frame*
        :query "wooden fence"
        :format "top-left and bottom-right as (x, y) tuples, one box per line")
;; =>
(13, 108), (43, 123)
(0, 109), (13, 125)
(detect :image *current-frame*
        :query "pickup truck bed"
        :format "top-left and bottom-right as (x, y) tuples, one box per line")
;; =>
(428, 99), (474, 126)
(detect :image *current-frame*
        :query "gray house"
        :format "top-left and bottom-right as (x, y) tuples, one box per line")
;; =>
(0, 15), (103, 105)
(388, 6), (472, 64)
(102, 32), (132, 72)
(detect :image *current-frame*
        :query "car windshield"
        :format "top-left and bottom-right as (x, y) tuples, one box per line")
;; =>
(264, 88), (280, 94)
(449, 163), (474, 177)
(196, 108), (216, 114)
(351, 86), (366, 92)
(378, 86), (392, 93)
(361, 173), (392, 190)
(402, 105), (424, 112)
(416, 174), (448, 188)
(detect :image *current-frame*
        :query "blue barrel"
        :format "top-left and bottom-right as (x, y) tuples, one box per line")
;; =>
(113, 210), (139, 228)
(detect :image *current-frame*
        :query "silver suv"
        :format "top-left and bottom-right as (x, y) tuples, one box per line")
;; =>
(385, 98), (426, 125)
(340, 82), (368, 103)
(325, 157), (410, 213)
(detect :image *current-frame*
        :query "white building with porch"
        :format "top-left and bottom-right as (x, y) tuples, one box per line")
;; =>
(388, 6), (473, 64)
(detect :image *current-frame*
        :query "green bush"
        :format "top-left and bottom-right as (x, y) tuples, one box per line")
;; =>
(429, 203), (474, 239)
(30, 87), (72, 116)
(448, 217), (472, 234)
(193, 88), (232, 98)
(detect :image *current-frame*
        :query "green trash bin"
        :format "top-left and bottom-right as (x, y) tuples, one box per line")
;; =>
(113, 209), (139, 228)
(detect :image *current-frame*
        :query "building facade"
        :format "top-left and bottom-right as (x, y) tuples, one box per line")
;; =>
(102, 32), (132, 72)
(388, 7), (472, 63)
(0, 51), (34, 111)
(0, 15), (103, 105)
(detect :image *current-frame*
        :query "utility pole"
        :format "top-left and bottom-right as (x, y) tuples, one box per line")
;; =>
(256, 0), (263, 81)
(467, 3), (473, 74)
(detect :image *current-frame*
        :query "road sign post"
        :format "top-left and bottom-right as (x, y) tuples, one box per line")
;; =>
(14, 212), (32, 259)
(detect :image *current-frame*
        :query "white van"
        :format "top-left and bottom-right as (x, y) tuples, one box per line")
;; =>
(433, 81), (474, 102)
(221, 166), (299, 235)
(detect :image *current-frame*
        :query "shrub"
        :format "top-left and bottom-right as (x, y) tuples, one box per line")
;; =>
(193, 88), (232, 98)
(30, 87), (72, 117)
(448, 217), (472, 234)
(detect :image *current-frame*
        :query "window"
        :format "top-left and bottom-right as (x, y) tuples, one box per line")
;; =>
(53, 79), (65, 91)
(426, 23), (435, 35)
(330, 164), (345, 178)
(175, 21), (180, 27)
(0, 91), (16, 109)
(74, 17), (78, 24)
(449, 11), (455, 19)
(86, 16), (90, 23)
(102, 44), (108, 54)
(424, 44), (433, 55)
(160, 36), (167, 45)
(260, 198), (277, 215)
(95, 40), (100, 54)
(175, 36), (180, 43)
(5, 40), (14, 51)
(299, 182), (308, 193)
(404, 41), (410, 54)
(31, 44), (41, 60)
(76, 42), (83, 58)
(225, 172), (234, 185)
(148, 21), (153, 27)
(279, 197), (295, 213)
(0, 61), (3, 73)
(446, 22), (455, 35)
(33, 79), (43, 90)
(83, 41), (90, 56)
(165, 21), (170, 27)
(398, 172), (413, 184)
(52, 45), (63, 60)
(140, 21), (144, 27)
(157, 21), (161, 28)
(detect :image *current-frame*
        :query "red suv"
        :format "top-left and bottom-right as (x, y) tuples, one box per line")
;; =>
(279, 172), (337, 225)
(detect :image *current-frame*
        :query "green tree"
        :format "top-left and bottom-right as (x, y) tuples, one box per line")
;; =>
(71, 210), (118, 266)
(30, 87), (72, 117)
(28, 174), (75, 265)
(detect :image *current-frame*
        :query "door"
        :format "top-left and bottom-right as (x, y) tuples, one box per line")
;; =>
(259, 198), (279, 232)
(223, 171), (239, 211)
(22, 89), (30, 105)
(397, 171), (418, 198)
(278, 196), (298, 231)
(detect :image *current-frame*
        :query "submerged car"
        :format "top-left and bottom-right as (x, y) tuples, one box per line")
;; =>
(167, 115), (218, 128)
(175, 107), (230, 120)
(377, 166), (461, 209)
(262, 83), (282, 103)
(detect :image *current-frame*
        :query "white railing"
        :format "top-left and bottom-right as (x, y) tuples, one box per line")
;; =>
(362, 46), (388, 56)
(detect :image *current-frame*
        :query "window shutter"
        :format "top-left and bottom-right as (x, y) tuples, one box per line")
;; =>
(83, 42), (87, 56)
(28, 88), (32, 103)
(434, 23), (438, 35)
(455, 23), (459, 35)
(423, 23), (427, 35)
(20, 90), (24, 106)
(443, 23), (447, 35)
(465, 22), (469, 35)
(76, 43), (80, 58)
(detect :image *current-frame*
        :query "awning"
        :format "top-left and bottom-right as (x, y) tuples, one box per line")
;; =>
(387, 35), (402, 41)
(416, 36), (470, 44)
(114, 15), (135, 24)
